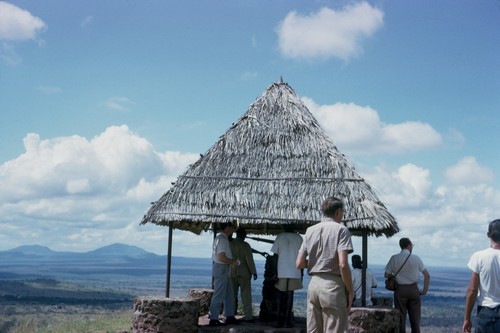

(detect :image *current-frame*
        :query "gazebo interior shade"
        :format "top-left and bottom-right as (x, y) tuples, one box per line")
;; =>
(141, 81), (399, 237)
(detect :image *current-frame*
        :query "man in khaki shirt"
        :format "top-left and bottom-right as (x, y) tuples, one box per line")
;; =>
(230, 228), (257, 322)
(296, 197), (354, 333)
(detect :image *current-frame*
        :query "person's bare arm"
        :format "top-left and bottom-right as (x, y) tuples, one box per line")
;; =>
(217, 252), (237, 266)
(462, 272), (479, 333)
(420, 269), (430, 295)
(339, 249), (354, 310)
(296, 251), (307, 270)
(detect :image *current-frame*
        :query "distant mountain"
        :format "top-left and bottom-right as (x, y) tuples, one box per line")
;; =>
(6, 244), (58, 256)
(3, 243), (160, 259)
(85, 243), (154, 258)
(0, 243), (168, 279)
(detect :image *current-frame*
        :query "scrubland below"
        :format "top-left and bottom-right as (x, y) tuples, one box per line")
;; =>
(0, 278), (133, 333)
(0, 304), (132, 333)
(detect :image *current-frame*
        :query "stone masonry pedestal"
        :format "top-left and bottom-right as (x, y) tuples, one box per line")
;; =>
(133, 296), (199, 333)
(348, 307), (400, 333)
(188, 288), (213, 317)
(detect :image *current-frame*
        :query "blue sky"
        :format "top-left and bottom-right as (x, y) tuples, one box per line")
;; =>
(1, 0), (499, 268)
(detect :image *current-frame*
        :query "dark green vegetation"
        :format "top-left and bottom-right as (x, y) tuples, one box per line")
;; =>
(0, 278), (132, 305)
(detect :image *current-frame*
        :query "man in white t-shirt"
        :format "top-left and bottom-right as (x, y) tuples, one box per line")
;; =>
(271, 224), (303, 328)
(462, 219), (500, 333)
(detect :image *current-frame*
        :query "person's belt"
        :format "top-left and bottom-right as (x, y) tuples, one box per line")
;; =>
(478, 304), (500, 312)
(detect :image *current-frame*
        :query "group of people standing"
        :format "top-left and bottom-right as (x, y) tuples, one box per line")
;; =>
(207, 220), (304, 328)
(207, 197), (500, 333)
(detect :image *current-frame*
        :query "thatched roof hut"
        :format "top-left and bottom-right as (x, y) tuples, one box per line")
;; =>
(141, 81), (399, 237)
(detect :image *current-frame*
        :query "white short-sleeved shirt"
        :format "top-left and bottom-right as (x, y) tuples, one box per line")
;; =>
(352, 268), (378, 305)
(384, 249), (425, 285)
(271, 232), (303, 279)
(467, 247), (500, 308)
(212, 233), (232, 264)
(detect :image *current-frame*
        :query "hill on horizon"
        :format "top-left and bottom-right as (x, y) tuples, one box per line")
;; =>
(0, 242), (171, 281)
(3, 242), (158, 257)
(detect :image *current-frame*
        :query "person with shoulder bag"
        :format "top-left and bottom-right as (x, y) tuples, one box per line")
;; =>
(385, 254), (410, 292)
(385, 238), (430, 333)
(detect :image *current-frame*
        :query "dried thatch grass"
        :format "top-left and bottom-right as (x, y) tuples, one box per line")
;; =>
(141, 81), (398, 237)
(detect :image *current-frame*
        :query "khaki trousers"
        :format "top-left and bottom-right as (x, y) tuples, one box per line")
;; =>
(231, 276), (253, 320)
(307, 274), (348, 333)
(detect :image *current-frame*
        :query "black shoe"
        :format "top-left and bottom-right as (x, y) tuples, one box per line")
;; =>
(208, 320), (226, 326)
(273, 322), (284, 328)
(244, 319), (255, 323)
(225, 316), (240, 324)
(284, 322), (294, 328)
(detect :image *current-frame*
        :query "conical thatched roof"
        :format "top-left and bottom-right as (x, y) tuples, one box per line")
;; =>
(141, 81), (399, 237)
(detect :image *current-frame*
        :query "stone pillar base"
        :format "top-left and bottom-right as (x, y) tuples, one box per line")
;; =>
(188, 288), (213, 317)
(133, 296), (199, 333)
(349, 307), (400, 333)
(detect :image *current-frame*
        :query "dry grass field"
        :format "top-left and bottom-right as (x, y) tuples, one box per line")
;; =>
(0, 303), (132, 333)
(0, 278), (134, 333)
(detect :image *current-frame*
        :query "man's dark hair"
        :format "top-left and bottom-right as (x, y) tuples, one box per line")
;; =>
(488, 219), (500, 242)
(321, 197), (344, 217)
(399, 237), (412, 249)
(219, 221), (234, 230)
(236, 228), (247, 239)
(351, 254), (362, 269)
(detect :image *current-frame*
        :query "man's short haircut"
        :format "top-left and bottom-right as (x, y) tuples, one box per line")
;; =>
(488, 219), (500, 242)
(321, 197), (344, 217)
(351, 254), (362, 269)
(219, 221), (234, 230)
(399, 237), (412, 249)
(236, 227), (247, 239)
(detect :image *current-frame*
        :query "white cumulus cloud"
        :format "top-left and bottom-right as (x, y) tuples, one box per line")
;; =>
(0, 125), (199, 252)
(303, 98), (443, 154)
(277, 2), (384, 61)
(358, 160), (500, 267)
(444, 156), (495, 186)
(0, 2), (47, 41)
(364, 163), (432, 209)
